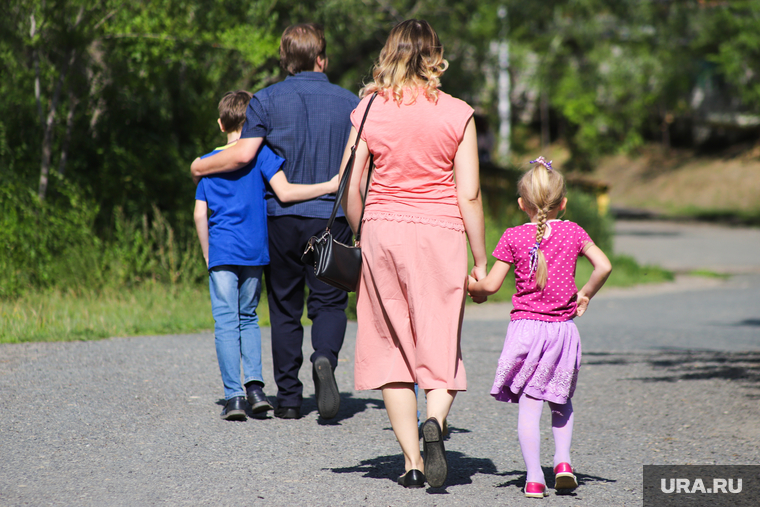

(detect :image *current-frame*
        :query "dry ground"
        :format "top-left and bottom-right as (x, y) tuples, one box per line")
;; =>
(586, 144), (760, 217)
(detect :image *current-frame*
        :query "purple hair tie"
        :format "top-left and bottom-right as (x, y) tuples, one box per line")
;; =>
(530, 156), (553, 171)
(528, 241), (541, 275)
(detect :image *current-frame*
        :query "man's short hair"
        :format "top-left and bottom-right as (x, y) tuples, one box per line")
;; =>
(279, 23), (326, 75)
(218, 90), (253, 132)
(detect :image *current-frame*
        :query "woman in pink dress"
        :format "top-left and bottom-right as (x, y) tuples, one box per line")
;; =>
(339, 19), (487, 489)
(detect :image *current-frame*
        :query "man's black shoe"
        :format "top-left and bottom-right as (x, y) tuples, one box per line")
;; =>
(246, 384), (273, 414)
(273, 406), (300, 419)
(313, 356), (340, 419)
(220, 396), (247, 421)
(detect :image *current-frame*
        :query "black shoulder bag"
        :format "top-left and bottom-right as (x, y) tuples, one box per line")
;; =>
(300, 93), (378, 292)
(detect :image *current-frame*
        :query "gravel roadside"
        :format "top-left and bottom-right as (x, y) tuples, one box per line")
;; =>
(1, 278), (758, 506)
(2, 219), (758, 506)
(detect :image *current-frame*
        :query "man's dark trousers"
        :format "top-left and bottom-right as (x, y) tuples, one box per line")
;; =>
(265, 215), (352, 410)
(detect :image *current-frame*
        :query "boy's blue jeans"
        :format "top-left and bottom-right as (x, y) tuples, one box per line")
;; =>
(209, 265), (265, 400)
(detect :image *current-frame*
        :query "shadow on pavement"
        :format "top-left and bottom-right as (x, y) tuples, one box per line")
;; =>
(314, 392), (385, 425)
(494, 466), (616, 493)
(329, 451), (498, 489)
(585, 351), (760, 397)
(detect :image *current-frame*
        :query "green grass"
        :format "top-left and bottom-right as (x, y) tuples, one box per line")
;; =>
(688, 269), (731, 279)
(0, 283), (235, 344)
(1, 252), (671, 344)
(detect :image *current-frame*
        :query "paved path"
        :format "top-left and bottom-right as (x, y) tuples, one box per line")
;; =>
(1, 220), (759, 506)
(613, 219), (760, 274)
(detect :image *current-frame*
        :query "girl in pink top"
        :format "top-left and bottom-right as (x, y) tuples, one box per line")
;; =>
(339, 20), (487, 489)
(468, 157), (612, 499)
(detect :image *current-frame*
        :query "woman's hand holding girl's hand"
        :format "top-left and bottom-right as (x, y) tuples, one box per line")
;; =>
(467, 275), (488, 304)
(470, 265), (487, 282)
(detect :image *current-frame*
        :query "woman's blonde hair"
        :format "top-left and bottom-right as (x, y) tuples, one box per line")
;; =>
(517, 159), (567, 290)
(361, 19), (448, 104)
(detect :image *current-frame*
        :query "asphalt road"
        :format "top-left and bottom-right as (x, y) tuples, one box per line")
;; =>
(1, 220), (759, 506)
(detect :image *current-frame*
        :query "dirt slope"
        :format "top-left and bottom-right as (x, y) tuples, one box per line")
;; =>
(586, 145), (760, 219)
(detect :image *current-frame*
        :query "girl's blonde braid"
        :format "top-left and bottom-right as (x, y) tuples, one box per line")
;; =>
(535, 208), (548, 244)
(533, 207), (549, 289)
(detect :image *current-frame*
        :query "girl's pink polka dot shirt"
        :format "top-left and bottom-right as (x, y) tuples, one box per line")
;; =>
(493, 220), (594, 322)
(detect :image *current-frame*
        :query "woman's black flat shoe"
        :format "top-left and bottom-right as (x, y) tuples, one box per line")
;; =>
(422, 417), (448, 487)
(398, 469), (426, 488)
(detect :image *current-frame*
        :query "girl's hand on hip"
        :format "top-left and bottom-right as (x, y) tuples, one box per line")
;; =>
(575, 294), (590, 317)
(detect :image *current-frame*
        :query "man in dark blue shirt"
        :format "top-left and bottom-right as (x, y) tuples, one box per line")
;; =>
(191, 23), (359, 420)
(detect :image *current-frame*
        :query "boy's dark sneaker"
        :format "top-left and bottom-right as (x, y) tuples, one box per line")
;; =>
(246, 384), (273, 414)
(220, 396), (247, 421)
(313, 356), (340, 419)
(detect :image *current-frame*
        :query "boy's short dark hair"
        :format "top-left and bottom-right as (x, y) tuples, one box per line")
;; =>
(279, 23), (326, 76)
(218, 90), (253, 132)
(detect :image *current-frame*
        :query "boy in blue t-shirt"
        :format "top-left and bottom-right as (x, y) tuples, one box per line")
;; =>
(194, 90), (338, 421)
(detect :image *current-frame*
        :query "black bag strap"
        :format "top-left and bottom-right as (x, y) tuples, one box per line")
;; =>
(355, 155), (374, 241)
(326, 93), (378, 240)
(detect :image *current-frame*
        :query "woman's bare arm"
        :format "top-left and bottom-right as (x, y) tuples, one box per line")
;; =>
(454, 117), (487, 281)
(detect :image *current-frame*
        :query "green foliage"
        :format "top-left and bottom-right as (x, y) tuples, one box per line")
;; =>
(696, 1), (760, 111)
(563, 190), (613, 253)
(102, 205), (208, 287)
(2, 0), (757, 237)
(0, 175), (101, 298)
(0, 175), (207, 299)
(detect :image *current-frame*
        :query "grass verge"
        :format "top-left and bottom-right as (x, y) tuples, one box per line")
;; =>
(2, 254), (673, 344)
(0, 283), (242, 344)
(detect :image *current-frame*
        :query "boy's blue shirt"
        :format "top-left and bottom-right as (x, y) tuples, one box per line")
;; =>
(195, 143), (284, 269)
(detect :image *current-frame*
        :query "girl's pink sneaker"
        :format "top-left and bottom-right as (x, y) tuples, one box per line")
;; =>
(524, 482), (549, 498)
(554, 463), (578, 489)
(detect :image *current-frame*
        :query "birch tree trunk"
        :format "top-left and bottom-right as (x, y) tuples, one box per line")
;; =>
(38, 51), (74, 201)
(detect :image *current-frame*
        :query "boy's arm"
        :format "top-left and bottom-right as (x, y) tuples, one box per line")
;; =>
(190, 137), (263, 183)
(193, 200), (209, 268)
(575, 244), (612, 317)
(268, 171), (340, 203)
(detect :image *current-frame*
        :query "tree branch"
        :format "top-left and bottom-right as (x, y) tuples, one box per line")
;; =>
(57, 88), (79, 176)
(38, 49), (75, 200)
(30, 13), (43, 126)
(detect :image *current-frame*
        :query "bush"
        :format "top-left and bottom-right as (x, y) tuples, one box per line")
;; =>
(563, 189), (614, 253)
(0, 176), (102, 298)
(0, 177), (207, 299)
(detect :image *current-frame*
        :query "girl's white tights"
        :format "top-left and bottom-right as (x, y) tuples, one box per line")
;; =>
(517, 393), (574, 485)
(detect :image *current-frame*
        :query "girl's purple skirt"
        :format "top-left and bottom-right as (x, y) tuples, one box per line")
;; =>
(490, 319), (581, 405)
